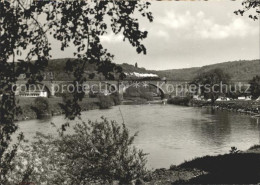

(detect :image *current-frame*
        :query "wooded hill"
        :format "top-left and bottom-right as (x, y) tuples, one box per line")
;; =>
(122, 59), (260, 81)
(45, 59), (259, 82)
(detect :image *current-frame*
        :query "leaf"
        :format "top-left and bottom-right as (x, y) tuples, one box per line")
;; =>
(136, 46), (142, 54)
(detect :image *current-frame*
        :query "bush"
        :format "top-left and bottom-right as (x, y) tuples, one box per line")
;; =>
(110, 92), (121, 105)
(31, 97), (50, 118)
(53, 92), (64, 97)
(124, 86), (157, 101)
(248, 145), (260, 151)
(167, 96), (191, 106)
(89, 90), (98, 98)
(140, 92), (154, 101)
(9, 118), (148, 184)
(98, 95), (113, 109)
(124, 91), (140, 98)
(229, 147), (240, 154)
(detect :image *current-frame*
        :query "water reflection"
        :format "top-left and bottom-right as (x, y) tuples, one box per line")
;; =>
(17, 105), (259, 169)
(191, 109), (232, 148)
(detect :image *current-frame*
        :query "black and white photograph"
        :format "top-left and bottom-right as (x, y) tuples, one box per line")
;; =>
(0, 0), (260, 184)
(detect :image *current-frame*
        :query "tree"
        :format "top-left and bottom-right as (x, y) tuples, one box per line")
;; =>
(135, 62), (138, 68)
(249, 75), (260, 99)
(1, 1), (50, 182)
(31, 97), (50, 118)
(234, 0), (260, 20)
(7, 118), (147, 184)
(0, 1), (153, 183)
(191, 68), (231, 104)
(98, 94), (113, 109)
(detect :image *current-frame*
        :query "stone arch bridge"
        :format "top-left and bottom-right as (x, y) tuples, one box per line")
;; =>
(16, 80), (194, 99)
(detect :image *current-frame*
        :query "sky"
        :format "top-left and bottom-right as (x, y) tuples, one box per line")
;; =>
(20, 1), (260, 70)
(99, 0), (259, 70)
(99, 1), (259, 70)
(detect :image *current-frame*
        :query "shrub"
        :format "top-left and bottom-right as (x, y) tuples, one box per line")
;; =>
(124, 91), (140, 98)
(31, 97), (50, 118)
(140, 92), (154, 101)
(167, 96), (191, 106)
(9, 118), (148, 184)
(229, 146), (240, 154)
(248, 145), (260, 151)
(110, 92), (121, 105)
(124, 86), (157, 101)
(53, 92), (64, 97)
(98, 95), (113, 109)
(89, 90), (98, 98)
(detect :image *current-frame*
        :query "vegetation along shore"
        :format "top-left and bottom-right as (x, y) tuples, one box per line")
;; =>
(143, 145), (260, 184)
(167, 97), (260, 116)
(14, 94), (121, 121)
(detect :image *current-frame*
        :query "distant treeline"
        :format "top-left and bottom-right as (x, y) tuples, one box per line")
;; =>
(30, 58), (260, 82)
(154, 59), (260, 82)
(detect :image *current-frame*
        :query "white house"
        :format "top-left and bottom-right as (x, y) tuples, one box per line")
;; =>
(238, 96), (246, 100)
(19, 90), (48, 98)
(39, 91), (48, 97)
(216, 97), (230, 101)
(238, 96), (252, 101)
(193, 95), (200, 100)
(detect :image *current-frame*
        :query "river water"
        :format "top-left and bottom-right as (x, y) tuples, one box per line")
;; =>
(17, 104), (260, 169)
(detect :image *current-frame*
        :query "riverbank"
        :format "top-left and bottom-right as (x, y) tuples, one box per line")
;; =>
(167, 97), (260, 116)
(190, 99), (260, 116)
(167, 97), (191, 106)
(15, 96), (163, 121)
(13, 103), (260, 184)
(15, 97), (100, 121)
(142, 145), (260, 184)
(122, 97), (165, 105)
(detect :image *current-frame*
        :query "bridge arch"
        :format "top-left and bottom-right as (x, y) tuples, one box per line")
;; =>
(123, 82), (166, 99)
(147, 83), (165, 99)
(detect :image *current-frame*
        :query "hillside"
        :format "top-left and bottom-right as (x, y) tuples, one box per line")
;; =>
(45, 58), (100, 81)
(122, 59), (260, 82)
(42, 59), (259, 81)
(196, 60), (260, 81)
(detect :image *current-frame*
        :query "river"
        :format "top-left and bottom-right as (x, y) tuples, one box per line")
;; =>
(16, 104), (260, 169)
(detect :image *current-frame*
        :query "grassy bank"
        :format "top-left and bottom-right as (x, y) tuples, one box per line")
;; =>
(190, 99), (260, 115)
(167, 97), (260, 114)
(143, 145), (260, 184)
(167, 97), (191, 106)
(15, 95), (162, 121)
(15, 96), (100, 121)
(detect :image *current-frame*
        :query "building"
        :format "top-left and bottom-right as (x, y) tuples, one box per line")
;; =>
(19, 91), (48, 98)
(216, 97), (231, 101)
